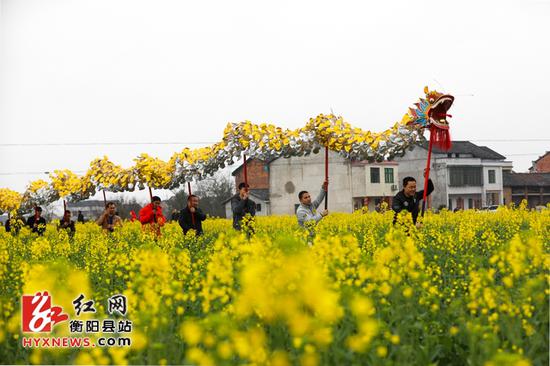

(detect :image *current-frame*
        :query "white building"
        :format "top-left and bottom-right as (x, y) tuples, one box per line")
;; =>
(394, 141), (513, 210)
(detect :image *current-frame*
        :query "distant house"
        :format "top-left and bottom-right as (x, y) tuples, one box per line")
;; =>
(529, 151), (550, 173)
(66, 200), (106, 221)
(503, 172), (550, 207)
(394, 141), (513, 210)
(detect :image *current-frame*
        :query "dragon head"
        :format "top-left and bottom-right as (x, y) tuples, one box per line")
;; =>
(404, 86), (455, 150)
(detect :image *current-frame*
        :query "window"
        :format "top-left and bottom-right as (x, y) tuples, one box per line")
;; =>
(449, 166), (482, 186)
(488, 170), (496, 184)
(468, 198), (473, 209)
(370, 167), (380, 183)
(384, 168), (394, 183)
(486, 192), (499, 206)
(256, 203), (262, 212)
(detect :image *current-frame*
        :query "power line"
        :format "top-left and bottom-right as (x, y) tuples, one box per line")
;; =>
(0, 141), (217, 147)
(467, 139), (550, 142)
(0, 171), (87, 176)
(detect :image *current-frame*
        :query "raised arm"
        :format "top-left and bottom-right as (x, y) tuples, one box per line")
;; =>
(96, 212), (106, 225)
(195, 208), (207, 222)
(231, 196), (247, 216)
(312, 186), (327, 209)
(416, 179), (434, 200)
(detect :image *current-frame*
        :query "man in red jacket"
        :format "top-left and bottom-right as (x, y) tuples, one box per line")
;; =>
(139, 196), (166, 236)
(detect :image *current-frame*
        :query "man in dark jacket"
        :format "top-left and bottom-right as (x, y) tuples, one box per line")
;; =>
(58, 209), (76, 237)
(231, 183), (256, 230)
(179, 195), (207, 235)
(77, 210), (85, 223)
(392, 175), (434, 226)
(27, 206), (47, 235)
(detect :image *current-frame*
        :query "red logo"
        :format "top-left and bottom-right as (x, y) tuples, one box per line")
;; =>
(22, 292), (69, 332)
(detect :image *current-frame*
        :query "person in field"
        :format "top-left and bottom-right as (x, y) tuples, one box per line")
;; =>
(296, 181), (329, 227)
(179, 194), (207, 236)
(27, 206), (47, 235)
(231, 183), (256, 231)
(392, 172), (434, 227)
(139, 196), (166, 236)
(96, 202), (122, 232)
(58, 209), (76, 237)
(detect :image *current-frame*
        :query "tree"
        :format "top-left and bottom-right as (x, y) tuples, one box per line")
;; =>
(165, 172), (234, 218)
(112, 197), (142, 220)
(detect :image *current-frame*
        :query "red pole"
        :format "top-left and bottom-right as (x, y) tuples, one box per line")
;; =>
(243, 154), (248, 187)
(324, 145), (329, 210)
(187, 181), (195, 227)
(421, 129), (435, 217)
(102, 190), (107, 206)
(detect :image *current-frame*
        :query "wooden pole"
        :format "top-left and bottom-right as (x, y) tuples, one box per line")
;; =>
(148, 187), (153, 202)
(63, 199), (67, 212)
(243, 154), (248, 187)
(187, 181), (195, 227)
(421, 129), (435, 217)
(102, 190), (107, 206)
(324, 145), (329, 210)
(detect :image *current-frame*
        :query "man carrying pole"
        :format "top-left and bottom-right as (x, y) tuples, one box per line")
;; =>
(231, 182), (256, 231)
(296, 180), (329, 228)
(392, 171), (433, 227)
(139, 196), (166, 236)
(179, 194), (207, 236)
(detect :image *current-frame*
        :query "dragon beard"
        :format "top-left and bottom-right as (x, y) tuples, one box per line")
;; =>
(430, 125), (452, 151)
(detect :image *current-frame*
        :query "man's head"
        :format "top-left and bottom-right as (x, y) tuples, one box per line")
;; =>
(106, 202), (116, 215)
(152, 196), (161, 208)
(63, 210), (71, 220)
(298, 191), (312, 205)
(34, 206), (42, 216)
(238, 182), (249, 194)
(403, 177), (417, 198)
(188, 194), (199, 208)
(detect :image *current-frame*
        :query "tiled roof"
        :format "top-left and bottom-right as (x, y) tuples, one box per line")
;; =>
(421, 141), (506, 160)
(503, 172), (550, 187)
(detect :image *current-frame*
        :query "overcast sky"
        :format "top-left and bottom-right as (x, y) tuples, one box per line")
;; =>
(1, 0), (549, 204)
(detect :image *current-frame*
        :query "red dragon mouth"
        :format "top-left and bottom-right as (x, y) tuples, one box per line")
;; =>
(428, 94), (454, 130)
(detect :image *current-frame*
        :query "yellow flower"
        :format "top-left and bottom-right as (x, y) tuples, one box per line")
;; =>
(180, 321), (202, 345)
(377, 346), (388, 357)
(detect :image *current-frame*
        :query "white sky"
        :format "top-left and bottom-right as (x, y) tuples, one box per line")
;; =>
(1, 0), (549, 204)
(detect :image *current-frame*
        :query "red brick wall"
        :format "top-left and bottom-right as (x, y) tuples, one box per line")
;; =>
(533, 153), (550, 173)
(233, 160), (269, 189)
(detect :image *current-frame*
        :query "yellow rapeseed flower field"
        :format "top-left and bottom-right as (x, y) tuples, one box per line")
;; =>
(0, 204), (548, 365)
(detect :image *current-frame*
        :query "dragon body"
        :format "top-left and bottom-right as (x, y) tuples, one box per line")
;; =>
(0, 87), (453, 212)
